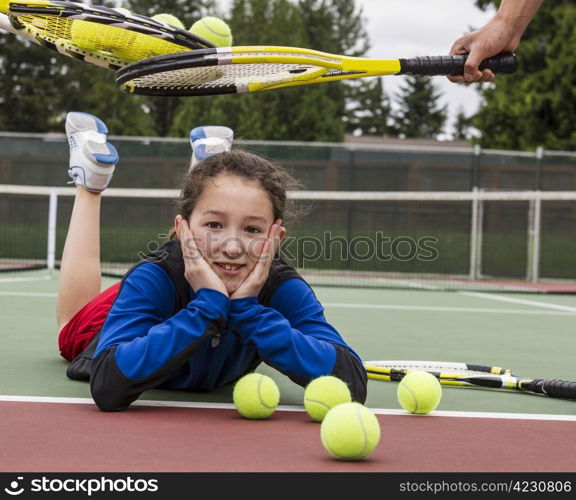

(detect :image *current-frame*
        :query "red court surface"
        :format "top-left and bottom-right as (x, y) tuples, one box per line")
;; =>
(1, 400), (575, 473)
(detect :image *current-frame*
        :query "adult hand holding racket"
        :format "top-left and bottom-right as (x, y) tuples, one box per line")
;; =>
(364, 360), (576, 400)
(0, 0), (214, 70)
(115, 45), (517, 97)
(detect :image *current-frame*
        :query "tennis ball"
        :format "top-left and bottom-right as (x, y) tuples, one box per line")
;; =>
(304, 375), (352, 422)
(397, 370), (442, 414)
(70, 13), (132, 53)
(233, 373), (280, 419)
(152, 13), (185, 29)
(70, 20), (106, 52)
(320, 402), (381, 461)
(189, 16), (232, 47)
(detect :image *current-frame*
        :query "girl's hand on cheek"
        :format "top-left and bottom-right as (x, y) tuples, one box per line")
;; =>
(230, 219), (283, 300)
(176, 215), (228, 297)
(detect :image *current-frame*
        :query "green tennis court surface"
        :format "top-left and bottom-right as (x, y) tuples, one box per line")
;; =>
(2, 270), (575, 416)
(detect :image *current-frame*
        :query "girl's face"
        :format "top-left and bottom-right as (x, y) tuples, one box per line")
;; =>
(186, 173), (281, 294)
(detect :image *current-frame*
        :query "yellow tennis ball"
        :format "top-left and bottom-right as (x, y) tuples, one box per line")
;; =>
(304, 375), (352, 422)
(70, 20), (106, 51)
(152, 13), (185, 29)
(70, 7), (134, 54)
(233, 373), (280, 419)
(397, 370), (442, 414)
(189, 16), (232, 47)
(0, 0), (9, 14)
(320, 402), (381, 461)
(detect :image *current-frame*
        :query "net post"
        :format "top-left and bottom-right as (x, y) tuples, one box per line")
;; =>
(527, 147), (544, 283)
(471, 144), (481, 189)
(47, 187), (58, 273)
(535, 145), (544, 190)
(469, 187), (483, 280)
(527, 192), (542, 283)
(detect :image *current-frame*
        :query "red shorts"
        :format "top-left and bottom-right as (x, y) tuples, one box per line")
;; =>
(58, 281), (121, 362)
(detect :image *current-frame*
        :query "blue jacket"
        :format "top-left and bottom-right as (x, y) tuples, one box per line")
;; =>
(82, 240), (367, 411)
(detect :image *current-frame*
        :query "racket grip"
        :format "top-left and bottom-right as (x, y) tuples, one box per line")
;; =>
(399, 53), (517, 76)
(526, 379), (576, 400)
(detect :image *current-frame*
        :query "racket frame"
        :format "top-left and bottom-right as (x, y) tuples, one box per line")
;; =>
(115, 46), (515, 96)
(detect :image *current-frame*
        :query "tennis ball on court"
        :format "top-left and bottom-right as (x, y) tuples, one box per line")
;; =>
(233, 373), (280, 419)
(152, 13), (185, 29)
(320, 402), (381, 461)
(189, 16), (232, 47)
(397, 370), (442, 414)
(304, 375), (352, 422)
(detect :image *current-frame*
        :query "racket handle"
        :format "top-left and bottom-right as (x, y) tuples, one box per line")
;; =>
(399, 53), (517, 76)
(524, 379), (576, 399)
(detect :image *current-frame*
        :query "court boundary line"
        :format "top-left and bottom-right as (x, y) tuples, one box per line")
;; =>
(1, 394), (575, 422)
(460, 292), (576, 313)
(0, 291), (58, 298)
(0, 275), (52, 284)
(324, 302), (576, 316)
(2, 291), (576, 316)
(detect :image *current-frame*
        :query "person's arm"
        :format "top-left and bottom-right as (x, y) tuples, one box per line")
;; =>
(90, 263), (229, 412)
(227, 278), (368, 403)
(449, 0), (543, 83)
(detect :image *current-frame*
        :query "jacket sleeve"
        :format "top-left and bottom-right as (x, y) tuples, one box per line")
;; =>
(90, 263), (229, 412)
(227, 278), (367, 403)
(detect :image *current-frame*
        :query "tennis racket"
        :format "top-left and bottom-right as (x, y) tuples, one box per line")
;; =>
(364, 360), (576, 400)
(115, 46), (517, 97)
(0, 0), (214, 70)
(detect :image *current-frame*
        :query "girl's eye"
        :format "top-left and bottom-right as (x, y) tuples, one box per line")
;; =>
(246, 226), (262, 234)
(206, 221), (222, 229)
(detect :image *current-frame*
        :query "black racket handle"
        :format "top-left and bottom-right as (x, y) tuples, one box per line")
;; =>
(524, 379), (576, 399)
(399, 53), (517, 76)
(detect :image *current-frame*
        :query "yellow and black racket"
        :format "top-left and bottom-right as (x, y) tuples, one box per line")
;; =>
(364, 360), (576, 400)
(0, 0), (214, 70)
(115, 45), (517, 97)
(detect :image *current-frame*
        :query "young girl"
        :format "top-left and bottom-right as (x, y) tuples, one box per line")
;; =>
(58, 112), (367, 412)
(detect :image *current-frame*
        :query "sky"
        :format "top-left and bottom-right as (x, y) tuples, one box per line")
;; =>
(360, 0), (497, 137)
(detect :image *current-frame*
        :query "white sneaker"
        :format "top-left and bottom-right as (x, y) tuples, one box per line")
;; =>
(66, 112), (119, 193)
(190, 125), (233, 169)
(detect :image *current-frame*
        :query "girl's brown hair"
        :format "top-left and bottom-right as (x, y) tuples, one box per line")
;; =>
(169, 149), (304, 238)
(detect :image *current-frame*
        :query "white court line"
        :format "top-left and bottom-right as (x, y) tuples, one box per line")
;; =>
(0, 292), (575, 316)
(0, 275), (52, 284)
(324, 302), (576, 316)
(1, 394), (575, 422)
(460, 291), (576, 313)
(0, 291), (56, 298)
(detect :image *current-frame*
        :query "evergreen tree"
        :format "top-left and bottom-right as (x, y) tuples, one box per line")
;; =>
(390, 76), (447, 139)
(345, 78), (391, 136)
(123, 0), (217, 136)
(0, 37), (69, 131)
(170, 0), (345, 141)
(452, 106), (473, 141)
(298, 0), (378, 140)
(0, 0), (161, 134)
(473, 0), (576, 150)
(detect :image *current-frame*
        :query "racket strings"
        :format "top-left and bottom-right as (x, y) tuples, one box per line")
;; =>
(17, 14), (190, 63)
(125, 62), (326, 90)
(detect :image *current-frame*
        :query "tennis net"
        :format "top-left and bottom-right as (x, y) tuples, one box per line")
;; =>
(1, 184), (575, 292)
